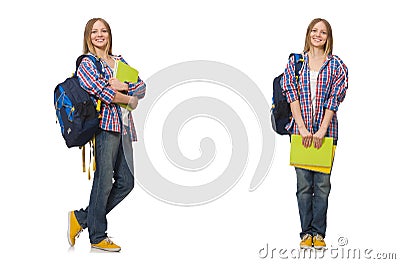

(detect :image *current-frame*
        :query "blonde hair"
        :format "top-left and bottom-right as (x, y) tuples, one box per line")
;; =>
(83, 18), (113, 57)
(303, 18), (333, 55)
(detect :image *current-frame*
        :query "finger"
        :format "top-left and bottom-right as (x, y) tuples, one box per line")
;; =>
(302, 137), (308, 148)
(307, 138), (312, 148)
(304, 137), (311, 148)
(315, 138), (322, 149)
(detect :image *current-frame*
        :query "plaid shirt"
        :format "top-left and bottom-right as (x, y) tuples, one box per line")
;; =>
(281, 53), (348, 142)
(77, 54), (146, 141)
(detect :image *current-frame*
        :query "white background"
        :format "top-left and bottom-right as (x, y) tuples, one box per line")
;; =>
(1, 0), (399, 263)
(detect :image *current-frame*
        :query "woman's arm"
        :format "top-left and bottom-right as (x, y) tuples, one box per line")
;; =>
(290, 100), (313, 148)
(112, 92), (138, 110)
(313, 109), (334, 149)
(77, 58), (116, 105)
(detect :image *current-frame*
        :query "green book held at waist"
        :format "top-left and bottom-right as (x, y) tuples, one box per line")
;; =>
(290, 135), (334, 168)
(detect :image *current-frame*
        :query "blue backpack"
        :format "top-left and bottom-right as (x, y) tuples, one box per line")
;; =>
(54, 55), (103, 148)
(271, 53), (304, 135)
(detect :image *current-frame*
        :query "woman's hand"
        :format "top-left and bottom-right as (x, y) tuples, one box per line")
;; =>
(313, 109), (334, 149)
(299, 126), (313, 148)
(313, 127), (327, 149)
(128, 96), (138, 110)
(109, 77), (128, 92)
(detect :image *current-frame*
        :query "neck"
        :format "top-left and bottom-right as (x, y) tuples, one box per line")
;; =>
(94, 48), (108, 59)
(308, 47), (325, 58)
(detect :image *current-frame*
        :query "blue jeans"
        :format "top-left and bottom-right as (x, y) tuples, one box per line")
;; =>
(295, 167), (331, 238)
(75, 130), (134, 244)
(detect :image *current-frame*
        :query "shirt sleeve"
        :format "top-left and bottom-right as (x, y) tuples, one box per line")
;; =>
(324, 57), (348, 112)
(77, 57), (116, 105)
(281, 55), (299, 103)
(128, 76), (146, 99)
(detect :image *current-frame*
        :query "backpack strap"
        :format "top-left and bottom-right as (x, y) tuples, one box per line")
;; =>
(74, 54), (104, 76)
(80, 136), (96, 180)
(290, 53), (304, 81)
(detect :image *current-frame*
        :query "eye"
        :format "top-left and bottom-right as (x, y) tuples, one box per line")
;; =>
(102, 29), (108, 33)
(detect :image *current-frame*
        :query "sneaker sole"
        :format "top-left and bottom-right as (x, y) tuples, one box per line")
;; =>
(300, 245), (313, 249)
(67, 211), (82, 247)
(67, 211), (73, 246)
(314, 246), (326, 250)
(91, 245), (121, 252)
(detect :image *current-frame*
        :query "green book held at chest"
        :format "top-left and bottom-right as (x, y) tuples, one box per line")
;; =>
(114, 60), (139, 83)
(290, 135), (334, 168)
(114, 60), (139, 111)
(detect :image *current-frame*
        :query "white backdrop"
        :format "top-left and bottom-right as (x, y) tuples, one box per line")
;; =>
(1, 0), (399, 263)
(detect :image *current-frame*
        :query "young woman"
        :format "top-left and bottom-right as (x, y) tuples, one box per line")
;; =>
(67, 18), (146, 252)
(281, 18), (348, 249)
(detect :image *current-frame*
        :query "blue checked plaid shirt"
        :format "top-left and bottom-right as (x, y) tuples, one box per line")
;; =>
(77, 54), (146, 141)
(281, 53), (348, 142)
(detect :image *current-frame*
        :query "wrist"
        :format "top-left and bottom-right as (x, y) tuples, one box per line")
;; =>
(319, 124), (329, 132)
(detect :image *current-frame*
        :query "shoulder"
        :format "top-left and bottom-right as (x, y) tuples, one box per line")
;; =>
(78, 54), (103, 75)
(79, 54), (98, 68)
(329, 54), (348, 73)
(112, 54), (124, 61)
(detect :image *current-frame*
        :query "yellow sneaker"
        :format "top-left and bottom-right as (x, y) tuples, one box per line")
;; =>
(300, 234), (313, 249)
(313, 234), (326, 249)
(67, 211), (83, 247)
(91, 237), (121, 252)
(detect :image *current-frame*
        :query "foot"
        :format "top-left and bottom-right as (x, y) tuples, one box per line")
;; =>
(300, 234), (313, 249)
(313, 234), (326, 249)
(91, 237), (121, 252)
(67, 211), (83, 247)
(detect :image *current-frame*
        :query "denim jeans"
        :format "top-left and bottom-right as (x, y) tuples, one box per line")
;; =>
(295, 167), (331, 239)
(75, 129), (134, 244)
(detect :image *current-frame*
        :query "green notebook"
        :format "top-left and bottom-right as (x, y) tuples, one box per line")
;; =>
(114, 60), (139, 111)
(114, 60), (139, 83)
(290, 135), (334, 167)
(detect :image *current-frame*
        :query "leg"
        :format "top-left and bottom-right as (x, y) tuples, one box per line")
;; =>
(311, 171), (331, 238)
(295, 168), (314, 238)
(106, 133), (135, 213)
(86, 130), (121, 244)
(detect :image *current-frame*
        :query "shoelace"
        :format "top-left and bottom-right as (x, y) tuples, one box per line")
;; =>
(75, 229), (83, 239)
(314, 235), (324, 241)
(104, 237), (115, 245)
(302, 234), (312, 241)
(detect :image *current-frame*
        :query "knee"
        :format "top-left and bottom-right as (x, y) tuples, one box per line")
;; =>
(314, 177), (331, 197)
(122, 176), (134, 194)
(115, 174), (134, 195)
(127, 177), (134, 193)
(297, 183), (313, 198)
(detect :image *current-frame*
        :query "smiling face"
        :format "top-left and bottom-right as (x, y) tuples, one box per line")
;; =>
(303, 18), (333, 55)
(83, 18), (113, 56)
(310, 21), (328, 49)
(90, 20), (109, 51)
